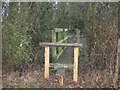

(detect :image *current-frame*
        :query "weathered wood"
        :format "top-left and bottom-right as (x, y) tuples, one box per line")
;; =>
(73, 47), (79, 82)
(39, 42), (82, 47)
(50, 63), (73, 68)
(63, 30), (67, 43)
(57, 36), (68, 43)
(51, 28), (69, 59)
(44, 46), (49, 79)
(54, 28), (68, 32)
(76, 29), (80, 43)
(56, 47), (65, 59)
(52, 30), (56, 58)
(58, 32), (62, 53)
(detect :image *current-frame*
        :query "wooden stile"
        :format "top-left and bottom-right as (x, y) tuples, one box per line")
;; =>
(40, 28), (82, 85)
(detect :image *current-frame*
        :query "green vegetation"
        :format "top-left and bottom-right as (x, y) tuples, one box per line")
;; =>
(2, 2), (119, 88)
(65, 67), (72, 72)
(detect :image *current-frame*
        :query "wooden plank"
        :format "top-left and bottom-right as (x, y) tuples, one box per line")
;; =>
(56, 47), (65, 59)
(73, 47), (79, 82)
(54, 28), (68, 32)
(50, 63), (73, 68)
(39, 42), (82, 47)
(52, 30), (56, 58)
(44, 46), (50, 79)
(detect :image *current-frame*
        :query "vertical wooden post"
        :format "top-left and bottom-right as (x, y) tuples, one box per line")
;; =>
(63, 29), (67, 43)
(44, 46), (49, 79)
(73, 47), (79, 82)
(52, 30), (56, 58)
(58, 76), (63, 86)
(76, 29), (80, 43)
(58, 31), (62, 53)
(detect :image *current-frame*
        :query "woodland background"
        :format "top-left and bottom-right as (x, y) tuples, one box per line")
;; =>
(2, 2), (120, 88)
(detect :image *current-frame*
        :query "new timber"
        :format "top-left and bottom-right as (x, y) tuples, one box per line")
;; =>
(39, 42), (82, 82)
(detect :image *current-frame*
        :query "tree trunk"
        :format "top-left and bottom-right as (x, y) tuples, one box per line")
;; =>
(113, 39), (120, 87)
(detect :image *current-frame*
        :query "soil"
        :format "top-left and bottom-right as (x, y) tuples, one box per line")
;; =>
(2, 65), (118, 88)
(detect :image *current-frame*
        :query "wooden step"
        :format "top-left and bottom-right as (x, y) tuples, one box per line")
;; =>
(49, 63), (73, 68)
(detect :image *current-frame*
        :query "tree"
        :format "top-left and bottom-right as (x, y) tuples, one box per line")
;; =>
(2, 2), (32, 70)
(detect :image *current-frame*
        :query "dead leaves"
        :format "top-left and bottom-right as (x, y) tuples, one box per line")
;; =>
(95, 77), (99, 82)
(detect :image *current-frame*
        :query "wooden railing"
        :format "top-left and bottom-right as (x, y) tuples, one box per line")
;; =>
(39, 42), (82, 82)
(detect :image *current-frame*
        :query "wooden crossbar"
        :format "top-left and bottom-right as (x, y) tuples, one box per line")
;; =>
(54, 28), (68, 32)
(39, 42), (82, 47)
(50, 63), (73, 68)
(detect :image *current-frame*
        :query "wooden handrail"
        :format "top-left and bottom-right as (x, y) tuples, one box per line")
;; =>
(39, 42), (82, 47)
(53, 28), (68, 32)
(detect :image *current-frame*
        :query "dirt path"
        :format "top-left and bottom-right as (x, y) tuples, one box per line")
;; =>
(55, 32), (87, 76)
(55, 35), (75, 76)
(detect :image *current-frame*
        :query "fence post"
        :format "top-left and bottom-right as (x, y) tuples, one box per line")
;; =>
(73, 47), (79, 82)
(58, 76), (63, 86)
(76, 29), (80, 43)
(52, 30), (56, 58)
(44, 46), (50, 79)
(63, 29), (67, 43)
(58, 31), (62, 53)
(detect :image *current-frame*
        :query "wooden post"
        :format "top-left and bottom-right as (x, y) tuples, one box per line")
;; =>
(52, 30), (56, 58)
(73, 47), (79, 82)
(76, 29), (80, 43)
(44, 46), (50, 79)
(63, 29), (67, 43)
(58, 32), (62, 53)
(58, 76), (63, 86)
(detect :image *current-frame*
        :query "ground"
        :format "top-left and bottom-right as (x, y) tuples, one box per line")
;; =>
(2, 34), (119, 88)
(2, 64), (119, 88)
